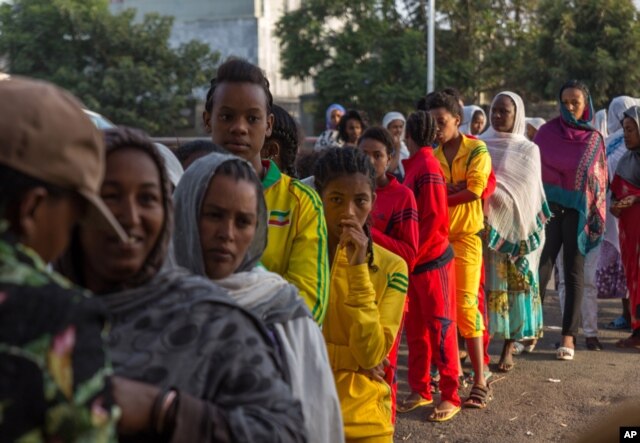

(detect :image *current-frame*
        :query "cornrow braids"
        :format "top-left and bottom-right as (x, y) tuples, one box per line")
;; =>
(204, 58), (273, 114)
(267, 104), (299, 176)
(406, 111), (437, 147)
(358, 126), (395, 156)
(313, 147), (378, 271)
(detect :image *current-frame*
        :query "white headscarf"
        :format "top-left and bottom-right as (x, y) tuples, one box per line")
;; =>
(607, 96), (640, 135)
(525, 117), (546, 130)
(459, 105), (486, 135)
(480, 91), (550, 279)
(593, 109), (608, 138)
(382, 111), (410, 176)
(382, 112), (406, 138)
(154, 142), (184, 188)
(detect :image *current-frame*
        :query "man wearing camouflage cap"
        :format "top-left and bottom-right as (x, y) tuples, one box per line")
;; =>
(0, 77), (126, 441)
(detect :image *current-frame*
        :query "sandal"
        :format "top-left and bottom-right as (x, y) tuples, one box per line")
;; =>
(463, 384), (490, 409)
(512, 342), (525, 355)
(427, 405), (461, 422)
(556, 346), (574, 360)
(615, 337), (640, 350)
(605, 315), (630, 330)
(430, 369), (440, 394)
(397, 393), (433, 413)
(585, 337), (603, 351)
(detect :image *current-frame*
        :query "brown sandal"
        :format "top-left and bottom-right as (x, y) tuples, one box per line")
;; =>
(463, 384), (491, 409)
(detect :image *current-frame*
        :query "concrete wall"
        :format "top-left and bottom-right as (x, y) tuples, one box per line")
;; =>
(109, 0), (315, 120)
(110, 0), (255, 20)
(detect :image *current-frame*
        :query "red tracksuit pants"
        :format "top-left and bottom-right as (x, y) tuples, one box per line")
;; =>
(384, 300), (406, 424)
(478, 261), (491, 366)
(405, 260), (461, 407)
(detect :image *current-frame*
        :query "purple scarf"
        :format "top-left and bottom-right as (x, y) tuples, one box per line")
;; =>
(534, 116), (608, 254)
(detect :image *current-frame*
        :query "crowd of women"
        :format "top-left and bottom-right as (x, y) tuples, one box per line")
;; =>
(0, 58), (639, 443)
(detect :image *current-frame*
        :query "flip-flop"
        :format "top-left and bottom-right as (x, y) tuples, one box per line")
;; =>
(556, 346), (574, 360)
(605, 316), (630, 330)
(615, 337), (640, 349)
(427, 405), (461, 422)
(512, 342), (525, 355)
(397, 395), (433, 413)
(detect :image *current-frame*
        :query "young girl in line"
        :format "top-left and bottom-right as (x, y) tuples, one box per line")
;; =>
(398, 111), (461, 422)
(358, 126), (418, 422)
(425, 91), (492, 408)
(314, 147), (408, 442)
(202, 58), (329, 324)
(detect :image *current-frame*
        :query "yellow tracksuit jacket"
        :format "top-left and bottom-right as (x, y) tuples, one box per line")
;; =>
(434, 135), (491, 240)
(261, 160), (330, 324)
(323, 244), (408, 441)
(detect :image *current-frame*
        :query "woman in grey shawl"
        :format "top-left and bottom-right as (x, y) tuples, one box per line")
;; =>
(58, 127), (306, 443)
(172, 152), (344, 443)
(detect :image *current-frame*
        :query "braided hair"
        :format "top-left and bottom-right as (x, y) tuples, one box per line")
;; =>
(406, 111), (437, 147)
(313, 147), (378, 271)
(204, 58), (273, 114)
(266, 104), (299, 176)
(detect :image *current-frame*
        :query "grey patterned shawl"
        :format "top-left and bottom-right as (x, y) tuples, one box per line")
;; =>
(172, 153), (309, 324)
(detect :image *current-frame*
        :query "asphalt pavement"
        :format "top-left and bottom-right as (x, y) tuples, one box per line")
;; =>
(394, 292), (640, 443)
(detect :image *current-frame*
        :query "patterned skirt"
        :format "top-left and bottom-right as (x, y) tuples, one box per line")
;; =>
(486, 249), (544, 340)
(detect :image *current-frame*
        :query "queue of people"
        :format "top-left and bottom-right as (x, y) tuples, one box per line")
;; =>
(1, 59), (639, 443)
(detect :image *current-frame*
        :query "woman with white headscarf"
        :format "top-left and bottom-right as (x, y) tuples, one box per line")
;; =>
(480, 92), (551, 372)
(593, 109), (608, 139)
(382, 111), (411, 179)
(460, 105), (487, 135)
(525, 117), (546, 141)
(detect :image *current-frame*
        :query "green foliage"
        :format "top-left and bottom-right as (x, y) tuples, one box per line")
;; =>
(276, 0), (427, 126)
(278, 0), (640, 123)
(532, 0), (640, 107)
(0, 0), (219, 134)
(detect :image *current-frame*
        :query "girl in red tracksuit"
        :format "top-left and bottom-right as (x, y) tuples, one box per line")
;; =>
(359, 127), (418, 422)
(398, 111), (461, 422)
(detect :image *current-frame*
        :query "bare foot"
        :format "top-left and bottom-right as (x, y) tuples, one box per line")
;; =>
(498, 340), (515, 372)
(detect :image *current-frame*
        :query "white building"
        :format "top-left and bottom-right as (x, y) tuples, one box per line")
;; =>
(109, 0), (314, 116)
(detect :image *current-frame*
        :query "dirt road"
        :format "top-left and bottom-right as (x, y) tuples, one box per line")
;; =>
(394, 293), (640, 442)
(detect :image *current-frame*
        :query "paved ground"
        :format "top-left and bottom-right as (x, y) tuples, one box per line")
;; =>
(394, 292), (640, 443)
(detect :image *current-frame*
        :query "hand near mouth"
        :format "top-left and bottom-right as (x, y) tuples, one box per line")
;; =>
(339, 217), (368, 266)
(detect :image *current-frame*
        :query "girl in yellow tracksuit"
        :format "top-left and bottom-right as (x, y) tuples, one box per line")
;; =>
(425, 91), (492, 408)
(314, 147), (408, 442)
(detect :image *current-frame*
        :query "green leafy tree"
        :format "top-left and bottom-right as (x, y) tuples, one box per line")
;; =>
(434, 0), (540, 103)
(531, 0), (640, 107)
(276, 0), (427, 126)
(276, 0), (540, 127)
(0, 0), (219, 134)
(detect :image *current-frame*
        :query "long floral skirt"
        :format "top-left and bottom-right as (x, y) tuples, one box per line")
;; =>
(486, 249), (544, 340)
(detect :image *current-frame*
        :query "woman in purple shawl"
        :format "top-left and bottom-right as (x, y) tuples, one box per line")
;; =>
(534, 80), (607, 361)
